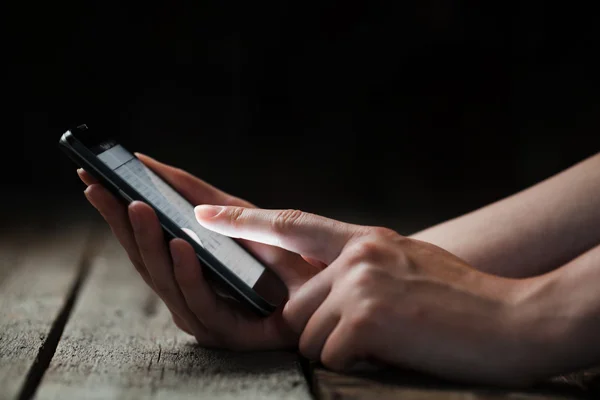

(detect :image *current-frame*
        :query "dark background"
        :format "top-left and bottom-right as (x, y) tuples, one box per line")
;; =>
(5, 2), (599, 232)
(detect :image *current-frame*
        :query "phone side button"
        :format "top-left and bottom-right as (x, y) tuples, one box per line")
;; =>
(118, 189), (134, 204)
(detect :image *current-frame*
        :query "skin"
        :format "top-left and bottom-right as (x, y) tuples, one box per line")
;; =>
(412, 153), (600, 278)
(78, 152), (600, 386)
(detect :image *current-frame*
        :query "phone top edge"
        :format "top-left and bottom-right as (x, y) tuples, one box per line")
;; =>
(59, 124), (89, 147)
(59, 130), (73, 146)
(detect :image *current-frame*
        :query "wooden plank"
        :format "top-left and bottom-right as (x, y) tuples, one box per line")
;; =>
(311, 364), (599, 400)
(0, 219), (93, 400)
(37, 235), (311, 400)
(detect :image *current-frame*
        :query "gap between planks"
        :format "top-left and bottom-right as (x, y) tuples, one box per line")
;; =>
(16, 226), (105, 400)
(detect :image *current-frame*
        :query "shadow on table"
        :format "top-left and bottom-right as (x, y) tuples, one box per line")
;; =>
(310, 361), (600, 399)
(163, 343), (306, 388)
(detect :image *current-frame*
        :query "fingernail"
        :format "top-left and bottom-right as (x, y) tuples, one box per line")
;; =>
(77, 168), (84, 175)
(194, 205), (224, 220)
(129, 206), (142, 232)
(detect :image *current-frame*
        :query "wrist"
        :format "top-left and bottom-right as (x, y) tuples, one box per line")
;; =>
(508, 271), (599, 382)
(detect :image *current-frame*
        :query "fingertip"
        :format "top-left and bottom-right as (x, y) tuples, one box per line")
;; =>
(128, 200), (151, 214)
(134, 152), (156, 166)
(83, 183), (99, 200)
(128, 201), (153, 232)
(169, 238), (189, 258)
(84, 184), (122, 217)
(127, 201), (140, 217)
(83, 183), (116, 209)
(77, 168), (98, 186)
(194, 205), (224, 221)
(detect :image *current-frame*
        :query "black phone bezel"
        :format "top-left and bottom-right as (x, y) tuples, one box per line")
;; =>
(59, 125), (285, 316)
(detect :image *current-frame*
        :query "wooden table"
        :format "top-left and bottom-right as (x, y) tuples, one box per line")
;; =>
(1, 208), (598, 399)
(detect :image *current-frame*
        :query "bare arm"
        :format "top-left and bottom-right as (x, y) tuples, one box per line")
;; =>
(411, 152), (600, 277)
(518, 242), (600, 376)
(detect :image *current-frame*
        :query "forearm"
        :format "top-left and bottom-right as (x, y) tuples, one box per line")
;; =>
(516, 243), (600, 379)
(411, 152), (600, 277)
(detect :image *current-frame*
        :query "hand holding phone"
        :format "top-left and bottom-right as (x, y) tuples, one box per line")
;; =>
(62, 126), (323, 350)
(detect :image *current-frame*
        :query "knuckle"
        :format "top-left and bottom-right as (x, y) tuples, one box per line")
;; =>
(272, 209), (304, 235)
(347, 312), (370, 331)
(361, 298), (387, 320)
(399, 252), (418, 275)
(370, 226), (403, 242)
(348, 299), (383, 332)
(346, 228), (403, 265)
(346, 264), (379, 289)
(228, 206), (246, 226)
(350, 240), (386, 262)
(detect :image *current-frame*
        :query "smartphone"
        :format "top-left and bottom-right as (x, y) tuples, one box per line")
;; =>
(59, 124), (287, 316)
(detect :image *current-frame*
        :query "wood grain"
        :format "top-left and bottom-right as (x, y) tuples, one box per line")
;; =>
(0, 220), (92, 400)
(36, 234), (310, 399)
(311, 363), (599, 400)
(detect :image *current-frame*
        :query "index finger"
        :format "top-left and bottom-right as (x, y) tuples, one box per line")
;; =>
(194, 206), (362, 265)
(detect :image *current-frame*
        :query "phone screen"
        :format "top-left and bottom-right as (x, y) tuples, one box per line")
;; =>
(96, 144), (265, 288)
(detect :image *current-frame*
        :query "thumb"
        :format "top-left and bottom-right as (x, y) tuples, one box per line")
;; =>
(194, 206), (360, 265)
